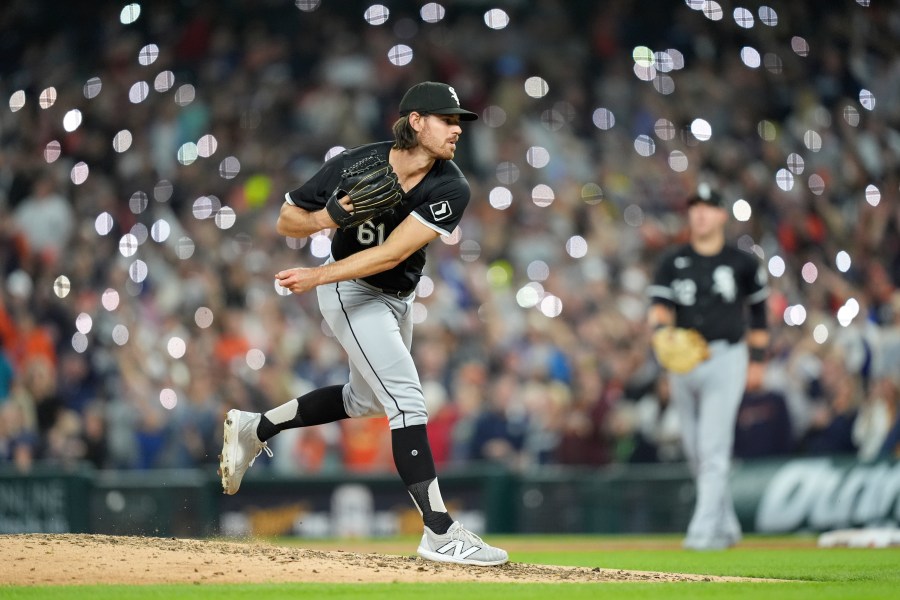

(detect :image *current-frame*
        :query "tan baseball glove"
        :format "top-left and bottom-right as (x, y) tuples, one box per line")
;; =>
(651, 326), (710, 373)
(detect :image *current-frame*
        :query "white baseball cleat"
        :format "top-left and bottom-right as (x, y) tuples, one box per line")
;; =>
(417, 521), (509, 566)
(218, 409), (273, 495)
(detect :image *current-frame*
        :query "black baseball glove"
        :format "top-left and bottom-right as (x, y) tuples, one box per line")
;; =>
(325, 153), (403, 229)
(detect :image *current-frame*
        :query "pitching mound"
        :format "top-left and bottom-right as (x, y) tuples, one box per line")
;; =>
(1, 534), (760, 585)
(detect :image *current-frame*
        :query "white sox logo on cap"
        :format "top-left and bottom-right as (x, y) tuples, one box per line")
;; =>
(448, 86), (460, 106)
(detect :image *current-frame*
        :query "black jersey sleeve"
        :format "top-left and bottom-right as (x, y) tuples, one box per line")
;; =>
(741, 252), (770, 306)
(283, 153), (345, 211)
(410, 163), (470, 236)
(741, 251), (770, 329)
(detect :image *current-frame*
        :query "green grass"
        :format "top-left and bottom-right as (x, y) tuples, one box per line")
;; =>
(509, 539), (900, 581)
(4, 534), (900, 599)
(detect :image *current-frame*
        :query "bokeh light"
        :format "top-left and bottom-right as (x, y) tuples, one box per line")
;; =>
(219, 156), (241, 179)
(734, 7), (754, 27)
(532, 184), (554, 207)
(63, 109), (83, 132)
(160, 389), (178, 410)
(484, 8), (509, 29)
(634, 135), (655, 156)
(44, 140), (61, 163)
(581, 183), (603, 205)
(129, 81), (149, 103)
(768, 256), (786, 277)
(565, 236), (588, 258)
(39, 87), (57, 109)
(740, 47), (761, 69)
(174, 84), (195, 106)
(420, 3), (445, 22)
(733, 199), (752, 222)
(459, 239), (481, 262)
(516, 285), (541, 309)
(791, 36), (810, 56)
(151, 220), (171, 242)
(76, 312), (93, 334)
(70, 162), (90, 185)
(690, 119), (712, 141)
(138, 44), (159, 66)
(836, 251), (852, 273)
(167, 337), (186, 359)
(95, 212), (114, 236)
(84, 77), (102, 98)
(120, 3), (141, 24)
(364, 5), (389, 25)
(539, 295), (563, 318)
(247, 349), (266, 370)
(9, 90), (25, 112)
(102, 289), (120, 311)
(759, 5), (778, 26)
(526, 147), (550, 168)
(489, 186), (513, 210)
(129, 260), (148, 283)
(801, 262), (818, 284)
(865, 184), (881, 206)
(119, 233), (139, 257)
(112, 325), (130, 346)
(113, 130), (133, 153)
(703, 1), (724, 20)
(592, 108), (615, 130)
(387, 44), (414, 66)
(524, 77), (549, 98)
(53, 276), (71, 299)
(668, 150), (689, 172)
(154, 71), (174, 92)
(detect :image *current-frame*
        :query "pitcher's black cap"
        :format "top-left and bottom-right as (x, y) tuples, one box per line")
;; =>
(399, 82), (478, 121)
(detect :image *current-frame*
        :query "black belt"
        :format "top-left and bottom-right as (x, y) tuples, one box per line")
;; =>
(379, 287), (414, 299)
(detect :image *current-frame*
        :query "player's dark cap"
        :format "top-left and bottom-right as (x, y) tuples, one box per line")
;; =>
(687, 184), (724, 208)
(399, 82), (478, 121)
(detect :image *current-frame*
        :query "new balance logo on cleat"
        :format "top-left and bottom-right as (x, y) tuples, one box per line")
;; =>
(436, 540), (481, 560)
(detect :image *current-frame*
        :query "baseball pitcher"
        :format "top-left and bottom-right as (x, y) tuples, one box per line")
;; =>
(218, 82), (507, 566)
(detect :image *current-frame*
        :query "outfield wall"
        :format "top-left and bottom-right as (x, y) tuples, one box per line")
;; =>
(2, 457), (898, 537)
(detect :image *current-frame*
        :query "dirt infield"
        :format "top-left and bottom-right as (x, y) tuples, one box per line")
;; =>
(0, 533), (771, 585)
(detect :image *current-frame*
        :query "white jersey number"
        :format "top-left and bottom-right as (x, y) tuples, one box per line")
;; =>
(671, 278), (697, 306)
(356, 221), (386, 246)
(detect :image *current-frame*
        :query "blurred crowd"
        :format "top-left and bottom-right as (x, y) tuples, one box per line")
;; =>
(1, 0), (899, 475)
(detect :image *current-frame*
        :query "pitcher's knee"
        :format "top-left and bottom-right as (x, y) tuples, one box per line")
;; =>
(386, 403), (427, 429)
(343, 389), (386, 419)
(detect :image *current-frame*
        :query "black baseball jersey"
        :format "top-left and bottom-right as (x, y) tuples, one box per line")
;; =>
(285, 141), (470, 292)
(648, 244), (769, 343)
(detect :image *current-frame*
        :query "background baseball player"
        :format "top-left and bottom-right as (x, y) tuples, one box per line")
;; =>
(646, 184), (770, 550)
(218, 81), (508, 566)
